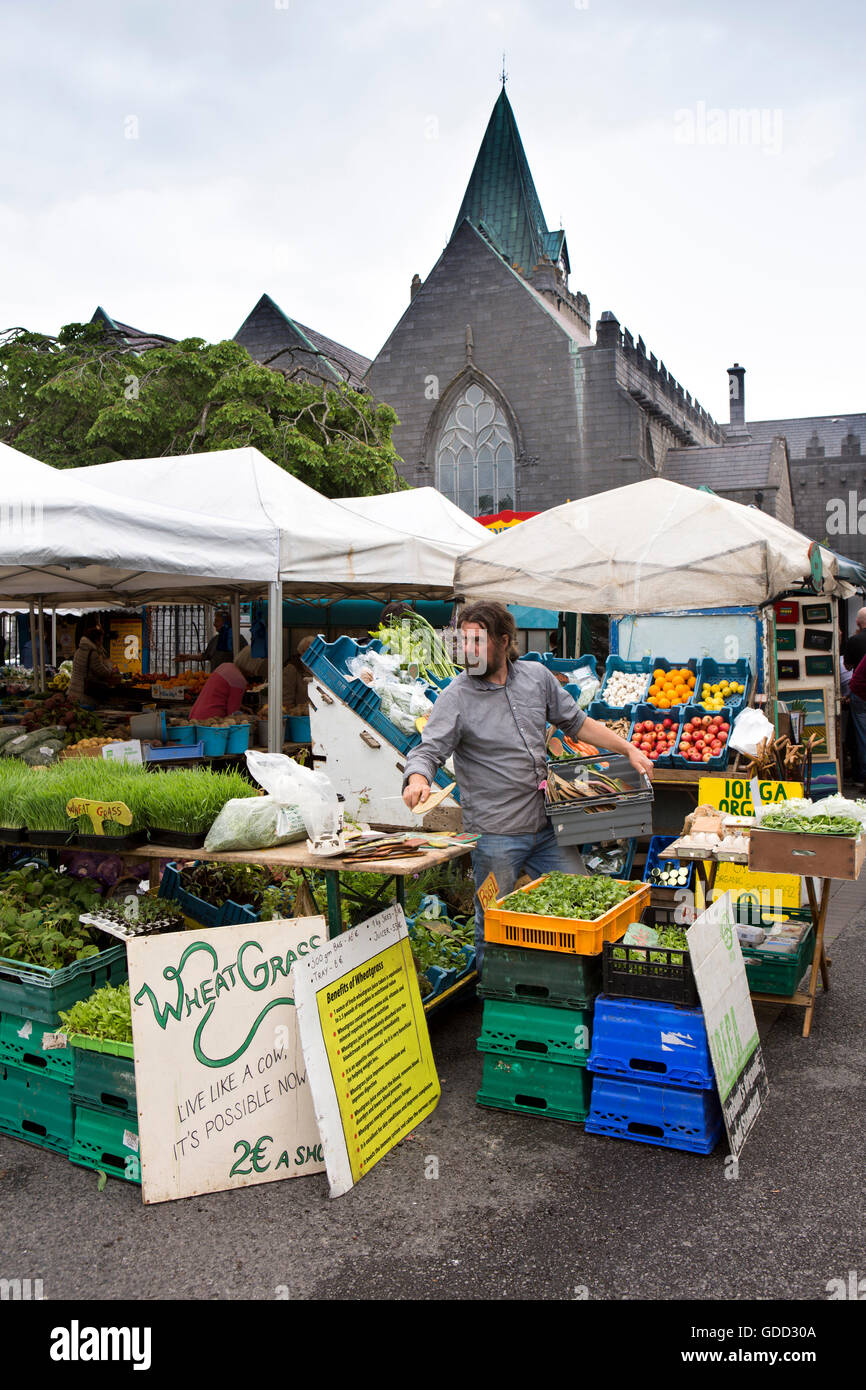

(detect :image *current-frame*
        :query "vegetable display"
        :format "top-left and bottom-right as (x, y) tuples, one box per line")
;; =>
(59, 982), (133, 1046)
(698, 678), (744, 711)
(760, 810), (861, 837)
(85, 894), (185, 936)
(370, 613), (460, 682)
(0, 864), (104, 969)
(646, 666), (696, 709)
(677, 715), (730, 764)
(630, 717), (677, 760)
(601, 670), (650, 705)
(499, 873), (643, 920)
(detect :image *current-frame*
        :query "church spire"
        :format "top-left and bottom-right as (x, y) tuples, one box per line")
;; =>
(451, 88), (569, 279)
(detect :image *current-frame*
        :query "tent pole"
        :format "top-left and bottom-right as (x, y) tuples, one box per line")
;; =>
(37, 598), (45, 689)
(28, 603), (37, 687)
(51, 609), (57, 667)
(267, 582), (283, 753)
(231, 594), (241, 664)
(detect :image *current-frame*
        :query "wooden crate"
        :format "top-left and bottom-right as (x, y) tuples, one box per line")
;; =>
(748, 829), (866, 881)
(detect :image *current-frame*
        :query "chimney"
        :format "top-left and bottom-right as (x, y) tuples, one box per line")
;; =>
(595, 310), (621, 350)
(410, 273), (422, 302)
(728, 363), (746, 427)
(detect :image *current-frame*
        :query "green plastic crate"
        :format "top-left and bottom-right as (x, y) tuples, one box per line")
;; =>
(743, 927), (816, 996)
(477, 999), (592, 1066)
(476, 1053), (593, 1123)
(69, 1102), (141, 1185)
(0, 1012), (74, 1083)
(478, 942), (603, 1010)
(70, 1037), (136, 1117)
(0, 1061), (74, 1155)
(0, 945), (128, 1027)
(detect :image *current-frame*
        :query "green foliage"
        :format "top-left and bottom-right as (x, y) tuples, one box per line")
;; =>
(0, 864), (104, 968)
(760, 811), (861, 836)
(0, 322), (406, 496)
(145, 768), (257, 834)
(499, 873), (644, 920)
(59, 982), (132, 1045)
(178, 861), (270, 909)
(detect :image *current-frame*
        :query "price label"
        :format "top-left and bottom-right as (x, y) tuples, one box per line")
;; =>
(476, 871), (500, 912)
(66, 798), (133, 835)
(41, 1032), (67, 1051)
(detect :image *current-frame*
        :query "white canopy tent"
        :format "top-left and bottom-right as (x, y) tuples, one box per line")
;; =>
(336, 486), (490, 553)
(454, 478), (854, 612)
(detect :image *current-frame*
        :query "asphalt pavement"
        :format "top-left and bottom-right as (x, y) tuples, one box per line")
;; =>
(2, 880), (865, 1305)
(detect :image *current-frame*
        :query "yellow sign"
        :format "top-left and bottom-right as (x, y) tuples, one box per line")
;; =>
(109, 618), (143, 675)
(477, 872), (500, 912)
(698, 778), (802, 911)
(66, 798), (133, 836)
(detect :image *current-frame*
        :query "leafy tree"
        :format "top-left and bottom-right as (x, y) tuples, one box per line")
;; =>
(0, 322), (406, 496)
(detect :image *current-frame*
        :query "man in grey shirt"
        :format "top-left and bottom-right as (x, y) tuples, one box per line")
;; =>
(403, 602), (653, 975)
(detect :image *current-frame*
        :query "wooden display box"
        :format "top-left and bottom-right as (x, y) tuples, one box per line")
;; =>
(748, 828), (866, 881)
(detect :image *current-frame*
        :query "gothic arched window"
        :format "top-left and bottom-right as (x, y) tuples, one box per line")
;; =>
(435, 382), (515, 516)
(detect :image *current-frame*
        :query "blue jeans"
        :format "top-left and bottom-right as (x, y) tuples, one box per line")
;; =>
(849, 692), (866, 781)
(472, 825), (585, 977)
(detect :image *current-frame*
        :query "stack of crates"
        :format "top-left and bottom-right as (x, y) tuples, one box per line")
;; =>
(475, 876), (650, 1124)
(0, 947), (127, 1160)
(68, 1036), (140, 1186)
(586, 940), (723, 1153)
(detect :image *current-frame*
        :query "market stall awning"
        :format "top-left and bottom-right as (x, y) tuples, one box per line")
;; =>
(454, 477), (855, 612)
(0, 443), (279, 606)
(335, 486), (490, 554)
(79, 451), (464, 598)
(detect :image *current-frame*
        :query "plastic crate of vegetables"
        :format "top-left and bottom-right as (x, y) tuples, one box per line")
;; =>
(485, 873), (650, 956)
(158, 862), (261, 928)
(602, 926), (698, 1007)
(598, 656), (653, 710)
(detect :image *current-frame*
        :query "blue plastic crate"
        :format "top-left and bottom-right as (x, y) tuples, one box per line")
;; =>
(598, 655), (653, 708)
(649, 657), (702, 695)
(144, 741), (205, 762)
(158, 863), (259, 927)
(695, 657), (752, 710)
(585, 1075), (723, 1153)
(627, 703), (682, 769)
(588, 994), (714, 1089)
(585, 700), (634, 728)
(519, 653), (598, 676)
(301, 634), (384, 705)
(643, 835), (695, 891)
(671, 706), (733, 771)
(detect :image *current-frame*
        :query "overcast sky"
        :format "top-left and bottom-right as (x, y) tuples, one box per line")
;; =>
(2, 0), (863, 426)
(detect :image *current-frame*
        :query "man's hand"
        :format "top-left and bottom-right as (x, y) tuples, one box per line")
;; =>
(403, 774), (431, 810)
(626, 745), (654, 779)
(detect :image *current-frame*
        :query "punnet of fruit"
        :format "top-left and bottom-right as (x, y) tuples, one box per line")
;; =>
(630, 717), (678, 761)
(646, 667), (696, 709)
(677, 714), (730, 763)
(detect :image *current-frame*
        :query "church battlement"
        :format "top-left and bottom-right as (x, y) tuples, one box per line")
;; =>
(596, 311), (723, 445)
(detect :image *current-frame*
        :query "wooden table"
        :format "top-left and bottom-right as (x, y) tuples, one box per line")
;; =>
(661, 848), (831, 1037)
(10, 835), (477, 1017)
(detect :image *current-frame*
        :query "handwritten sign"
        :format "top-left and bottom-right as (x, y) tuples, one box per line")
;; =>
(476, 871), (500, 913)
(688, 891), (769, 1157)
(65, 798), (132, 835)
(294, 906), (440, 1198)
(127, 917), (327, 1204)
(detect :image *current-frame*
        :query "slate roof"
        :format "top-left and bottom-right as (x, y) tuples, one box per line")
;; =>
(451, 89), (569, 277)
(91, 307), (175, 351)
(233, 293), (370, 389)
(665, 440), (779, 490)
(739, 413), (866, 459)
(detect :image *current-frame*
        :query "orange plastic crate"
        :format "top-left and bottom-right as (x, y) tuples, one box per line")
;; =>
(484, 877), (651, 956)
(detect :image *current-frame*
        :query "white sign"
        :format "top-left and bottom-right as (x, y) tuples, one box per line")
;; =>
(688, 891), (769, 1156)
(294, 905), (440, 1199)
(127, 917), (328, 1204)
(101, 739), (143, 766)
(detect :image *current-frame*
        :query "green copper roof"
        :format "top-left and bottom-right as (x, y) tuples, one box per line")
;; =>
(451, 90), (569, 276)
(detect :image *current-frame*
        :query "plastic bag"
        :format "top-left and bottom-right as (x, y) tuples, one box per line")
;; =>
(379, 682), (433, 734)
(346, 649), (401, 690)
(728, 706), (775, 757)
(204, 797), (306, 853)
(568, 669), (600, 708)
(245, 749), (341, 842)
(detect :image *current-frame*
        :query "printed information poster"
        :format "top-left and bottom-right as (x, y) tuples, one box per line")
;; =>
(294, 905), (440, 1198)
(127, 917), (327, 1204)
(688, 891), (769, 1157)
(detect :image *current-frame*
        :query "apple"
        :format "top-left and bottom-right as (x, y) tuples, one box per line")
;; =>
(662, 718), (673, 729)
(711, 716), (723, 726)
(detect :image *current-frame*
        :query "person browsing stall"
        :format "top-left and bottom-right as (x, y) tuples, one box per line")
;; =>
(69, 624), (120, 708)
(402, 602), (653, 976)
(189, 646), (266, 721)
